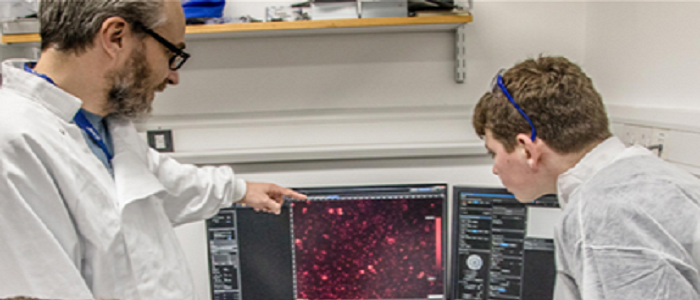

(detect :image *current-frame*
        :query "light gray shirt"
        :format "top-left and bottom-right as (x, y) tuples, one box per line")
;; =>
(77, 108), (114, 177)
(554, 137), (700, 300)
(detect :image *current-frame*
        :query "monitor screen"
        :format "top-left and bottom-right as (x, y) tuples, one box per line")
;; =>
(451, 187), (560, 300)
(207, 184), (448, 300)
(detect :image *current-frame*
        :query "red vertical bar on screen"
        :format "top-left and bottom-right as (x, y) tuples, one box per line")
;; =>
(436, 217), (442, 268)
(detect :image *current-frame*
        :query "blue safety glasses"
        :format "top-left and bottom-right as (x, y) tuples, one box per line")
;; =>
(491, 69), (537, 141)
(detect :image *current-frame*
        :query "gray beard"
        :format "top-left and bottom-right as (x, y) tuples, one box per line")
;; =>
(104, 46), (162, 121)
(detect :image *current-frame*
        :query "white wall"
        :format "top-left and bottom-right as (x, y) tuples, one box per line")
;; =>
(585, 1), (700, 111)
(584, 2), (700, 173)
(142, 0), (588, 170)
(153, 2), (586, 118)
(164, 2), (588, 299)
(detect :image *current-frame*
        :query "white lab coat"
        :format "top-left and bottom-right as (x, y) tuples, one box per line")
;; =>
(554, 137), (700, 300)
(0, 59), (247, 300)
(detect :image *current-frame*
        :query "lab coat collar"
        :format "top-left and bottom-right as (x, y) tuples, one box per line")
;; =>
(108, 118), (166, 210)
(1, 59), (82, 122)
(3, 59), (166, 211)
(557, 137), (627, 209)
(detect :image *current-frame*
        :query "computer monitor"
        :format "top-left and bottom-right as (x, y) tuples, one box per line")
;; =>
(207, 184), (448, 300)
(451, 187), (560, 300)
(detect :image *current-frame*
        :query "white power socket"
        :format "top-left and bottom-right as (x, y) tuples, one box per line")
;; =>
(650, 127), (669, 159)
(611, 122), (700, 176)
(614, 123), (652, 147)
(612, 122), (668, 158)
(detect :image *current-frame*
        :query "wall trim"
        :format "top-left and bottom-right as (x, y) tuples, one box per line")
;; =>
(607, 104), (700, 133)
(138, 105), (485, 164)
(166, 142), (485, 165)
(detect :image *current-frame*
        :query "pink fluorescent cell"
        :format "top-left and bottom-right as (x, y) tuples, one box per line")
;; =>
(386, 237), (396, 245)
(359, 270), (365, 274)
(302, 207), (307, 214)
(321, 275), (328, 280)
(367, 265), (374, 269)
(328, 208), (335, 214)
(338, 208), (343, 215)
(323, 234), (329, 239)
(417, 271), (425, 279)
(403, 255), (408, 260)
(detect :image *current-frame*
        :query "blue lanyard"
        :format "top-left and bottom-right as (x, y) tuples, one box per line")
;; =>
(23, 63), (56, 85)
(24, 63), (113, 161)
(73, 110), (113, 161)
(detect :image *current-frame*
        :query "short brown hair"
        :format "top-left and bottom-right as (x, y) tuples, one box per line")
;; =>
(473, 56), (611, 154)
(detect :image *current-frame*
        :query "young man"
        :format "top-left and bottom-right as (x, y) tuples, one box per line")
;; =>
(473, 56), (700, 299)
(0, 1), (305, 299)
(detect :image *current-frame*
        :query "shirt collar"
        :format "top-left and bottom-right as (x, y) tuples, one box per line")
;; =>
(557, 136), (627, 209)
(2, 59), (82, 122)
(80, 108), (105, 125)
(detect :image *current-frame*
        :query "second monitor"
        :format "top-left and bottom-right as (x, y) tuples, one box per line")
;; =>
(452, 186), (560, 300)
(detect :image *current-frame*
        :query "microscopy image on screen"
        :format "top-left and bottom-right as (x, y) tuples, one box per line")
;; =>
(292, 198), (443, 300)
(206, 184), (447, 300)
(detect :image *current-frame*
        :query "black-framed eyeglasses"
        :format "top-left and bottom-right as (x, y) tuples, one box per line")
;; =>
(490, 69), (537, 141)
(135, 23), (190, 71)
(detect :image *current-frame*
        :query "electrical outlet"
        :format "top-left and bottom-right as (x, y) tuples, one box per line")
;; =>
(147, 130), (174, 152)
(618, 124), (638, 146)
(618, 124), (653, 147)
(650, 128), (670, 159)
(613, 123), (670, 158)
(635, 126), (653, 147)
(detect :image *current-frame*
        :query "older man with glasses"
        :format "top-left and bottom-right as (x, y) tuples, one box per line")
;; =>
(0, 1), (306, 300)
(473, 56), (700, 300)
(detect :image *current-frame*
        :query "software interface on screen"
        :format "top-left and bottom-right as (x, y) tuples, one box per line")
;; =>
(207, 184), (448, 300)
(452, 187), (559, 300)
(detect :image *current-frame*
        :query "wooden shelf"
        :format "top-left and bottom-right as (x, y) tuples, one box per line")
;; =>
(1, 32), (39, 44)
(1, 15), (472, 44)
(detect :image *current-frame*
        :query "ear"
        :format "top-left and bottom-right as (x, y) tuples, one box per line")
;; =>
(516, 133), (542, 169)
(97, 16), (132, 59)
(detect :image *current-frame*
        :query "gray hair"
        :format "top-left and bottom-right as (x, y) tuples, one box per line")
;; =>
(39, 0), (166, 53)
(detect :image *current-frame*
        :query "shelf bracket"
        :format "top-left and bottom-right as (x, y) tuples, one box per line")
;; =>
(455, 24), (467, 84)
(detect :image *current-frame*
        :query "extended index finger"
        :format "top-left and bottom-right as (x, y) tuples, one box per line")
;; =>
(275, 186), (307, 201)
